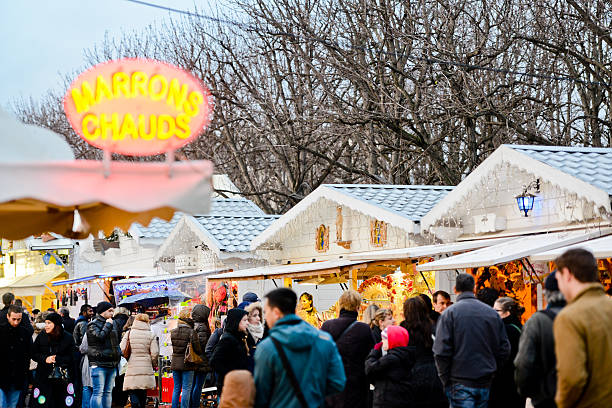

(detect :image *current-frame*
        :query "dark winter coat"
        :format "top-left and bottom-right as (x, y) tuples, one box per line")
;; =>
(0, 305), (34, 335)
(86, 315), (121, 368)
(433, 292), (510, 388)
(73, 318), (88, 348)
(490, 315), (526, 408)
(514, 303), (564, 407)
(371, 325), (382, 344)
(210, 309), (249, 393)
(32, 330), (76, 382)
(0, 321), (32, 390)
(191, 304), (212, 372)
(205, 327), (223, 360)
(321, 309), (375, 408)
(62, 315), (76, 334)
(170, 319), (196, 371)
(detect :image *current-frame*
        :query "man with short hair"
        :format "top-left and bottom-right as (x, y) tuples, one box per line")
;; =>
(553, 249), (612, 407)
(433, 274), (510, 407)
(0, 305), (33, 408)
(74, 304), (95, 346)
(0, 292), (33, 334)
(514, 272), (566, 408)
(433, 290), (451, 314)
(59, 306), (76, 334)
(254, 288), (346, 408)
(87, 301), (121, 408)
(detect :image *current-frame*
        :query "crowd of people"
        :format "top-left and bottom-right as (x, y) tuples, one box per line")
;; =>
(0, 248), (611, 408)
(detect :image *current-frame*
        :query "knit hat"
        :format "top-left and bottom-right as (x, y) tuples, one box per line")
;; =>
(225, 308), (248, 334)
(45, 312), (63, 331)
(96, 301), (113, 315)
(545, 272), (559, 292)
(386, 326), (409, 350)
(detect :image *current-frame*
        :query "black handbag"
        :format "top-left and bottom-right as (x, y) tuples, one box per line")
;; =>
(48, 363), (71, 383)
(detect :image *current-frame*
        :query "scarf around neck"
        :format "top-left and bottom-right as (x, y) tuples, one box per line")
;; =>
(247, 322), (264, 342)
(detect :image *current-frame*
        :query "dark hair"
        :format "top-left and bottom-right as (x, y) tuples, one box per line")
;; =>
(555, 248), (598, 283)
(456, 273), (475, 293)
(47, 308), (56, 312)
(32, 309), (40, 315)
(2, 292), (14, 306)
(7, 304), (22, 315)
(14, 299), (23, 307)
(59, 307), (70, 318)
(495, 297), (525, 319)
(401, 297), (433, 349)
(80, 304), (92, 315)
(476, 287), (500, 307)
(418, 294), (433, 310)
(299, 292), (313, 303)
(433, 290), (450, 303)
(265, 288), (297, 315)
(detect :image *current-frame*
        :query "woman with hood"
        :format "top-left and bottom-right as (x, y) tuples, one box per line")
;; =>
(31, 312), (77, 408)
(190, 304), (212, 408)
(170, 309), (196, 408)
(210, 308), (249, 394)
(489, 297), (526, 408)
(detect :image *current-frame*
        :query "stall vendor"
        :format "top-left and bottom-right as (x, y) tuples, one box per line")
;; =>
(297, 292), (322, 328)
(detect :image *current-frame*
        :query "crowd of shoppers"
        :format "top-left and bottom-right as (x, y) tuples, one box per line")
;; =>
(1, 248), (611, 408)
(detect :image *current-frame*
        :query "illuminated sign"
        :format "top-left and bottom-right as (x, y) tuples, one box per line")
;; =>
(64, 58), (212, 156)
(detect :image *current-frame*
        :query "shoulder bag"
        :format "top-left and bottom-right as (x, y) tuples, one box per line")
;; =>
(122, 330), (132, 360)
(185, 330), (204, 365)
(271, 337), (309, 408)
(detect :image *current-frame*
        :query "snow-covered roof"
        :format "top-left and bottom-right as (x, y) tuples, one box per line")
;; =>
(251, 184), (453, 249)
(192, 215), (280, 252)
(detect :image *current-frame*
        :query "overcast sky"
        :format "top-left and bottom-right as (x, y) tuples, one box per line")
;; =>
(0, 0), (220, 110)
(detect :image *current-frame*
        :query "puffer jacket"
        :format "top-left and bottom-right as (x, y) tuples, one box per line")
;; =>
(87, 315), (121, 368)
(192, 304), (212, 372)
(120, 319), (159, 390)
(170, 318), (196, 371)
(254, 314), (346, 408)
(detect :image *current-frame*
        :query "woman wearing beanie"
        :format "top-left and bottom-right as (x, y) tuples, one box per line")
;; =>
(210, 308), (249, 394)
(170, 309), (196, 408)
(120, 313), (159, 408)
(31, 312), (77, 408)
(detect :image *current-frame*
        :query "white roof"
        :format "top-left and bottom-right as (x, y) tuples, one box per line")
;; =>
(207, 259), (368, 281)
(348, 237), (515, 261)
(416, 230), (608, 271)
(530, 234), (612, 262)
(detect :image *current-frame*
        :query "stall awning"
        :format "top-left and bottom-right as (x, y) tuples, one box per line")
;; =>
(114, 269), (226, 285)
(0, 270), (68, 297)
(207, 260), (370, 282)
(348, 237), (515, 261)
(530, 234), (612, 262)
(416, 230), (609, 271)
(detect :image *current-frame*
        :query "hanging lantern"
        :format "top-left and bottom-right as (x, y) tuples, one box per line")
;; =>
(515, 193), (536, 217)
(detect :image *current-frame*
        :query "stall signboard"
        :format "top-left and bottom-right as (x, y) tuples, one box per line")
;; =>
(64, 58), (213, 156)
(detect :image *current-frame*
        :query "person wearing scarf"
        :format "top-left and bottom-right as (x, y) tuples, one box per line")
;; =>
(245, 303), (264, 372)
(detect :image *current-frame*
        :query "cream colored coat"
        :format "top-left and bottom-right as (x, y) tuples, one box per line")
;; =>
(120, 319), (159, 390)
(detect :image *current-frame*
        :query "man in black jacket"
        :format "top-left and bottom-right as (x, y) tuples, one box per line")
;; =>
(0, 305), (32, 408)
(433, 274), (510, 407)
(0, 292), (33, 334)
(321, 290), (374, 408)
(514, 272), (566, 408)
(87, 301), (120, 408)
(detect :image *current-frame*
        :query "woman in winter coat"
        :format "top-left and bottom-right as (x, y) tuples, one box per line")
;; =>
(398, 297), (447, 408)
(245, 302), (264, 370)
(31, 312), (77, 408)
(189, 305), (212, 408)
(365, 326), (412, 408)
(120, 313), (159, 408)
(209, 308), (249, 394)
(321, 290), (375, 408)
(170, 309), (197, 408)
(489, 297), (526, 408)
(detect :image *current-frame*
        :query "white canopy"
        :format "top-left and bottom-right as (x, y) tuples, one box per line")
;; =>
(416, 230), (608, 271)
(530, 234), (612, 262)
(207, 260), (368, 281)
(348, 237), (515, 261)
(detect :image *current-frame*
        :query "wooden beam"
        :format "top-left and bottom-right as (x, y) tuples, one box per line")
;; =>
(283, 278), (292, 288)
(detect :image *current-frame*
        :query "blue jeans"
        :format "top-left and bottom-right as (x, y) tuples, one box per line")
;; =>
(82, 386), (93, 408)
(190, 372), (208, 408)
(446, 383), (490, 408)
(0, 386), (21, 408)
(90, 367), (117, 408)
(172, 370), (194, 408)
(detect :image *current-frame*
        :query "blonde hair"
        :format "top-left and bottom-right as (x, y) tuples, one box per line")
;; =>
(245, 302), (263, 318)
(338, 290), (362, 312)
(135, 313), (150, 323)
(178, 308), (192, 321)
(113, 307), (130, 317)
(363, 304), (380, 327)
(374, 308), (393, 326)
